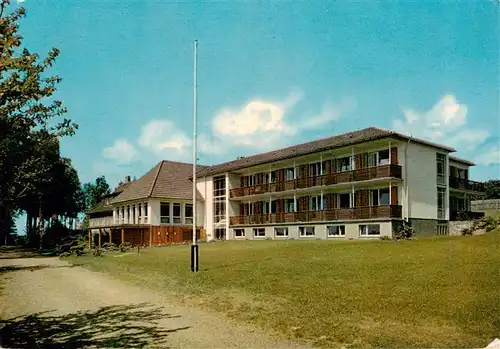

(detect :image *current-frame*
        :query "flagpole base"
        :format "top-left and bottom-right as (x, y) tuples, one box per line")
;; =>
(190, 244), (199, 272)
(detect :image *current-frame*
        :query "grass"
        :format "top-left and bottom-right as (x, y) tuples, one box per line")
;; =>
(68, 231), (500, 348)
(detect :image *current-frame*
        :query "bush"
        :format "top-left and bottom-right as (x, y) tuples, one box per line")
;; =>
(102, 242), (118, 251)
(57, 234), (88, 257)
(461, 228), (473, 236)
(478, 216), (499, 232)
(394, 222), (415, 240)
(379, 236), (392, 241)
(119, 242), (132, 252)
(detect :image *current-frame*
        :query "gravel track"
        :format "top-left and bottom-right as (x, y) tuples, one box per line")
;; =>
(0, 256), (309, 349)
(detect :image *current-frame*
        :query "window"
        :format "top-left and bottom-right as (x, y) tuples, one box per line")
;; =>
(285, 198), (295, 212)
(214, 197), (226, 223)
(214, 175), (226, 196)
(244, 175), (253, 187)
(368, 152), (378, 168)
(368, 149), (390, 167)
(327, 225), (345, 237)
(339, 193), (351, 208)
(137, 204), (142, 224)
(370, 188), (390, 206)
(262, 201), (270, 214)
(271, 200), (277, 214)
(286, 167), (295, 180)
(126, 206), (130, 223)
(275, 227), (289, 237)
(160, 202), (170, 224)
(253, 228), (266, 237)
(243, 202), (254, 216)
(437, 187), (446, 219)
(299, 226), (315, 237)
(173, 203), (181, 223)
(185, 204), (193, 224)
(309, 196), (323, 211)
(143, 203), (148, 223)
(436, 153), (446, 185)
(234, 229), (245, 238)
(115, 208), (120, 224)
(359, 224), (380, 236)
(309, 162), (324, 177)
(337, 156), (352, 172)
(270, 171), (276, 183)
(378, 149), (390, 165)
(131, 204), (136, 224)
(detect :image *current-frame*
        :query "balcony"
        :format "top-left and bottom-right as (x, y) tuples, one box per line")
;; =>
(229, 205), (402, 225)
(449, 177), (485, 192)
(230, 164), (402, 198)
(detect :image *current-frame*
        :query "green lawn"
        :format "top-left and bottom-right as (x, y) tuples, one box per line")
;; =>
(69, 231), (500, 348)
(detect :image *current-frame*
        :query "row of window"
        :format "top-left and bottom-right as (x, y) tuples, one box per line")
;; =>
(160, 202), (193, 224)
(234, 224), (380, 238)
(115, 203), (148, 224)
(241, 188), (391, 215)
(242, 149), (391, 186)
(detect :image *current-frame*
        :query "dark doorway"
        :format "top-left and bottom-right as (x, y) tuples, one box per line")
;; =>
(215, 228), (226, 240)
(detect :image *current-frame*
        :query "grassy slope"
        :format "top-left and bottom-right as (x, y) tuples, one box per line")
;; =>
(69, 231), (500, 348)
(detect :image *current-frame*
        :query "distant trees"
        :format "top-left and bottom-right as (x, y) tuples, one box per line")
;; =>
(82, 176), (111, 210)
(0, 1), (80, 247)
(484, 180), (500, 200)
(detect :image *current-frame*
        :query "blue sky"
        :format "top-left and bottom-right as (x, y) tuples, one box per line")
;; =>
(16, 0), (500, 189)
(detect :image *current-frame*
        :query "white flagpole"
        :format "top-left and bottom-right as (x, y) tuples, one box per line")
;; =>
(191, 40), (199, 272)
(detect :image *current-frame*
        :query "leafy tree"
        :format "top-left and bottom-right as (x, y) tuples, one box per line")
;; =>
(484, 179), (500, 200)
(82, 176), (111, 210)
(0, 1), (78, 245)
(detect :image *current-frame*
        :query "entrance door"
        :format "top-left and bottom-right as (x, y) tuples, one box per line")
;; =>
(215, 228), (226, 240)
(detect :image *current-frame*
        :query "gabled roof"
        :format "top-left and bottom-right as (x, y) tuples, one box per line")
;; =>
(195, 127), (456, 177)
(111, 160), (207, 204)
(449, 156), (475, 166)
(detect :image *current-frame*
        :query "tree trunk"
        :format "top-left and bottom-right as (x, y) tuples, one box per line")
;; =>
(38, 205), (44, 250)
(26, 210), (32, 237)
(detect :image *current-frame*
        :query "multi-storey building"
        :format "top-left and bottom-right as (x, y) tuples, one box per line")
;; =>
(86, 127), (486, 245)
(195, 127), (485, 240)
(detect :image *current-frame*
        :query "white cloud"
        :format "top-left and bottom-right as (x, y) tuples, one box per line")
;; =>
(211, 91), (353, 150)
(103, 139), (138, 164)
(392, 94), (489, 151)
(138, 119), (190, 156)
(16, 0), (25, 3)
(299, 97), (357, 130)
(475, 145), (500, 166)
(212, 91), (302, 149)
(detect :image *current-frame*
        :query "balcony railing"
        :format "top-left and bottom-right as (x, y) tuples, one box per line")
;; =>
(230, 164), (402, 198)
(449, 177), (485, 192)
(229, 205), (402, 225)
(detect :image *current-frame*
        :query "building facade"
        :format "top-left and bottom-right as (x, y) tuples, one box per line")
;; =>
(87, 161), (205, 247)
(87, 127), (486, 245)
(195, 127), (485, 240)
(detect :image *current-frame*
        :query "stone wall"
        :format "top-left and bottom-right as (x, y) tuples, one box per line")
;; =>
(409, 218), (438, 236)
(449, 220), (486, 236)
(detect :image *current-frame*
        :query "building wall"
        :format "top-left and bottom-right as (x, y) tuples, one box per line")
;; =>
(199, 176), (214, 240)
(403, 142), (441, 220)
(230, 221), (393, 240)
(230, 221), (392, 240)
(148, 198), (201, 227)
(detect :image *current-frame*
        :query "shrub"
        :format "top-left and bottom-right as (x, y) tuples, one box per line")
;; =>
(379, 236), (392, 241)
(102, 242), (118, 251)
(394, 222), (415, 240)
(461, 228), (473, 236)
(119, 242), (132, 252)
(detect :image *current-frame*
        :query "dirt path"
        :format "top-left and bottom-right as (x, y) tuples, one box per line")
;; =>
(0, 256), (309, 349)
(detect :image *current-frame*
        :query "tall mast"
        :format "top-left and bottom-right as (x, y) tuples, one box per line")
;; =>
(191, 40), (199, 272)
